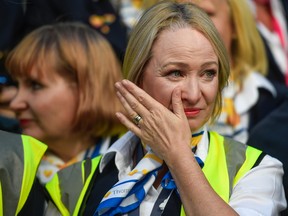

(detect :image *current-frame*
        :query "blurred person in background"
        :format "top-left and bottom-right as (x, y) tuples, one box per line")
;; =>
(183, 0), (285, 144)
(110, 0), (163, 33)
(23, 0), (128, 61)
(247, 93), (288, 216)
(248, 0), (288, 90)
(0, 0), (128, 133)
(0, 0), (24, 133)
(5, 22), (126, 184)
(187, 0), (288, 214)
(0, 73), (21, 133)
(246, 2), (288, 213)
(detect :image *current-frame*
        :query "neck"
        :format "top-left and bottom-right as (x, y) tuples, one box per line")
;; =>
(45, 135), (95, 162)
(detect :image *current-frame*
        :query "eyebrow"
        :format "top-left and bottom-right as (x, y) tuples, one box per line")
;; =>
(159, 61), (218, 70)
(200, 61), (219, 68)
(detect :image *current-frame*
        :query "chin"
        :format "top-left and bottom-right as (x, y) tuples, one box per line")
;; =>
(188, 121), (206, 132)
(22, 129), (42, 140)
(189, 125), (200, 133)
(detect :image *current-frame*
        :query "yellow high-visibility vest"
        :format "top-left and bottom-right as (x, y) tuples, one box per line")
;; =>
(46, 131), (263, 216)
(0, 130), (47, 216)
(180, 131), (262, 215)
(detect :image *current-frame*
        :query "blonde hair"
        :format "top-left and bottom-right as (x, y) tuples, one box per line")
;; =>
(228, 0), (267, 85)
(123, 1), (230, 123)
(6, 22), (125, 137)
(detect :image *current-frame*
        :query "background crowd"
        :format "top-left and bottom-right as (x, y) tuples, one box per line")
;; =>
(0, 0), (287, 215)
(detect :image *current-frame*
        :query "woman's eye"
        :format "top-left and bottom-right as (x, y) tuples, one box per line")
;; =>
(169, 70), (182, 77)
(206, 12), (215, 18)
(205, 70), (217, 79)
(29, 80), (43, 90)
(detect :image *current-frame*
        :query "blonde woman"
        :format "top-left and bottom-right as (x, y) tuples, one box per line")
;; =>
(189, 0), (284, 143)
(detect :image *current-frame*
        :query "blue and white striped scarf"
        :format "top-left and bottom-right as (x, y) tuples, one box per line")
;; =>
(94, 131), (204, 216)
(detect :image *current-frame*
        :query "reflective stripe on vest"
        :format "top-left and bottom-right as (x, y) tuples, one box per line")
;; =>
(0, 130), (47, 215)
(46, 155), (102, 216)
(180, 132), (263, 215)
(0, 181), (2, 216)
(203, 132), (262, 202)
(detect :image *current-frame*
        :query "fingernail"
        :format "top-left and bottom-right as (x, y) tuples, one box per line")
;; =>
(115, 82), (120, 88)
(122, 79), (129, 85)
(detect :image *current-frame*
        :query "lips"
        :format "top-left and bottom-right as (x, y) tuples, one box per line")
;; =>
(184, 108), (201, 117)
(19, 119), (32, 127)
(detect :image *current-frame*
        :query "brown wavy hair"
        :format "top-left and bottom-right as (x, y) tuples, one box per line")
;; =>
(6, 22), (126, 137)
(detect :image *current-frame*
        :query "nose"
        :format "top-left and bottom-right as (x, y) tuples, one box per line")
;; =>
(10, 87), (29, 112)
(181, 77), (201, 104)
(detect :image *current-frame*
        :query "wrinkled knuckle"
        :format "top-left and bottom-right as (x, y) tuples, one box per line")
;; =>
(150, 109), (160, 118)
(130, 101), (139, 110)
(127, 124), (134, 131)
(129, 112), (136, 119)
(137, 95), (145, 103)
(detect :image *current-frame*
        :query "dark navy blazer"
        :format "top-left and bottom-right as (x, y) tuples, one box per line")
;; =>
(248, 91), (288, 216)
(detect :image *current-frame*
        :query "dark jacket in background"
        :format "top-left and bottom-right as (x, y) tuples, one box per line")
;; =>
(0, 0), (25, 74)
(23, 0), (128, 61)
(247, 93), (288, 216)
(0, 0), (128, 66)
(260, 0), (288, 92)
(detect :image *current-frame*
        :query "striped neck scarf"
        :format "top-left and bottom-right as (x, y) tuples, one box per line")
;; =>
(94, 131), (204, 216)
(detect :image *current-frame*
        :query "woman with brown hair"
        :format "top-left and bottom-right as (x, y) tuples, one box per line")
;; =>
(6, 22), (126, 184)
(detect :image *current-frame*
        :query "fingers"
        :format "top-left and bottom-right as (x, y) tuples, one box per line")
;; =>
(115, 80), (153, 119)
(115, 80), (148, 133)
(115, 79), (191, 159)
(116, 80), (157, 111)
(115, 79), (188, 141)
(116, 90), (142, 122)
(115, 88), (147, 129)
(115, 112), (141, 136)
(132, 114), (142, 126)
(171, 87), (186, 118)
(115, 80), (186, 126)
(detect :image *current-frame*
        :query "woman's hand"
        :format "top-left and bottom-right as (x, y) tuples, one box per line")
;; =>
(115, 80), (239, 216)
(115, 79), (191, 161)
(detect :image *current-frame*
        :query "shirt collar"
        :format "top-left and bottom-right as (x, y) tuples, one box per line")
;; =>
(99, 131), (139, 173)
(100, 127), (210, 174)
(227, 72), (276, 114)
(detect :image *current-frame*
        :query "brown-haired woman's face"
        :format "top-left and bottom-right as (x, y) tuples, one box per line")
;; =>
(141, 27), (219, 132)
(10, 65), (79, 143)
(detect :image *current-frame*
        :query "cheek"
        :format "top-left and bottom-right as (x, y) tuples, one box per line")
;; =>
(142, 80), (174, 109)
(31, 96), (51, 115)
(152, 88), (172, 108)
(46, 96), (77, 129)
(60, 94), (78, 118)
(210, 89), (218, 104)
(212, 17), (229, 38)
(214, 23), (226, 42)
(203, 81), (218, 106)
(41, 92), (77, 118)
(214, 22), (233, 54)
